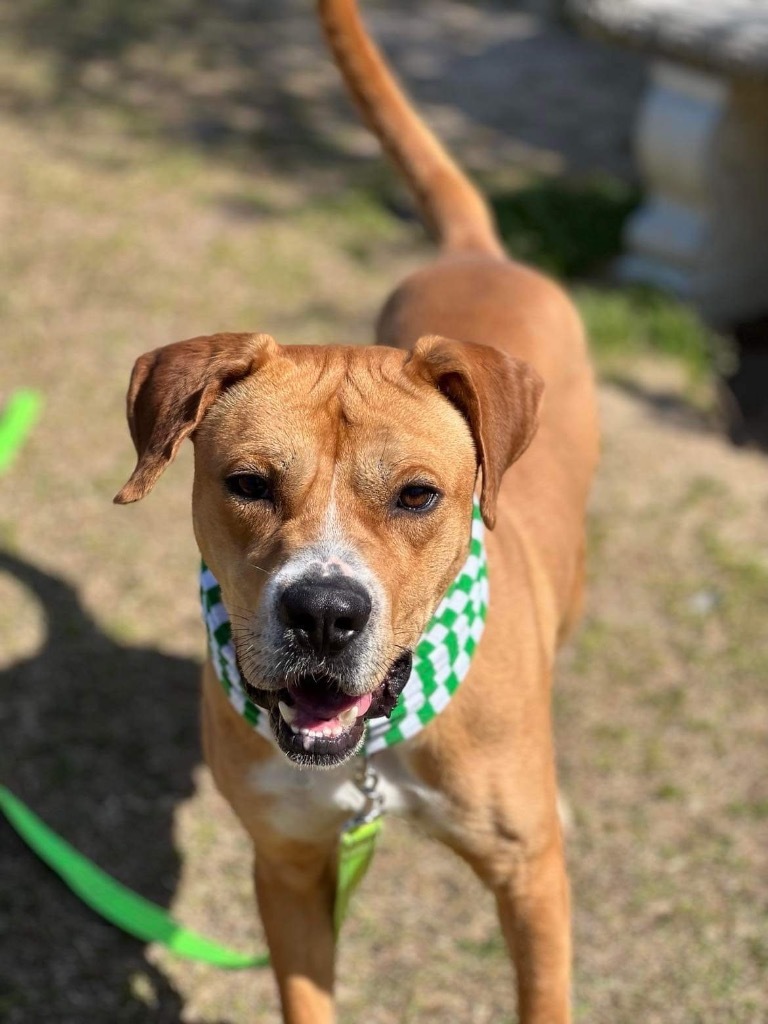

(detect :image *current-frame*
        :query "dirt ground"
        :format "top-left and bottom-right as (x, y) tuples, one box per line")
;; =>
(1, 2), (766, 1022)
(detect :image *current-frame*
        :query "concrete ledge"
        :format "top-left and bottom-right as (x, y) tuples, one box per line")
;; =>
(569, 0), (768, 79)
(569, 1), (768, 324)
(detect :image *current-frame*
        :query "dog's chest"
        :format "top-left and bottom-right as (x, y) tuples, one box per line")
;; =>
(246, 747), (448, 841)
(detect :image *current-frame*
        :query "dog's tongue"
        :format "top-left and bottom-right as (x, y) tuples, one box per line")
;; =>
(286, 684), (373, 732)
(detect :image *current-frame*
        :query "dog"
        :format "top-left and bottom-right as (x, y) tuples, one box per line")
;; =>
(115, 1), (599, 1021)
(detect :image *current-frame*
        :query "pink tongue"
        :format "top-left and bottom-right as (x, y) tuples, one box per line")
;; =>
(287, 687), (373, 732)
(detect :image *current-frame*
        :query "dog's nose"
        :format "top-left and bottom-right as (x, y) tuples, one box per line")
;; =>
(279, 577), (372, 657)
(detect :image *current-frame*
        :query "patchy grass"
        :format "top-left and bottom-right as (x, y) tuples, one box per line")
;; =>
(557, 385), (768, 1023)
(576, 284), (720, 387)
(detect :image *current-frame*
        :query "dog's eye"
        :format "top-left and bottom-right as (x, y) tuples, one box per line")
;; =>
(226, 473), (272, 502)
(397, 484), (439, 512)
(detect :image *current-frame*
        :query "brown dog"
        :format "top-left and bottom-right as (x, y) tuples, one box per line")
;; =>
(115, 1), (598, 1021)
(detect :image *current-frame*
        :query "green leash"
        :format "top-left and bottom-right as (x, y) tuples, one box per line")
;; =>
(0, 389), (42, 473)
(0, 781), (381, 968)
(0, 785), (266, 968)
(1, 392), (270, 965)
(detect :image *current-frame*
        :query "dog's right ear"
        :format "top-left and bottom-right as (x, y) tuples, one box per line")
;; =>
(114, 332), (277, 505)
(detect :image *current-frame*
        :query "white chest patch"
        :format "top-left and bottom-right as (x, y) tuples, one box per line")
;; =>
(246, 747), (449, 841)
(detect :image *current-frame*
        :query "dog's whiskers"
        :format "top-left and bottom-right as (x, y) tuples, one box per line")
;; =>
(246, 560), (274, 576)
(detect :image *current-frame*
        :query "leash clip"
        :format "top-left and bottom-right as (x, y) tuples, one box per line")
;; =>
(346, 757), (384, 829)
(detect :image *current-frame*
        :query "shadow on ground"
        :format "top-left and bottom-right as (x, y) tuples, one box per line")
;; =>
(2, 0), (645, 180)
(0, 552), (222, 1024)
(2, 0), (359, 177)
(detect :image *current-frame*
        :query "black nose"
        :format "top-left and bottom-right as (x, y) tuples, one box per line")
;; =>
(279, 577), (372, 657)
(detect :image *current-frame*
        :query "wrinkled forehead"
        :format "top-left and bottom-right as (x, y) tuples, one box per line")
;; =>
(198, 346), (475, 483)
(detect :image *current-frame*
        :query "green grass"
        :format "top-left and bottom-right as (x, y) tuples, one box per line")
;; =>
(576, 283), (717, 381)
(491, 178), (639, 279)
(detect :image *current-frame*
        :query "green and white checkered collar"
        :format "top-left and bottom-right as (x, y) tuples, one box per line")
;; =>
(200, 500), (488, 753)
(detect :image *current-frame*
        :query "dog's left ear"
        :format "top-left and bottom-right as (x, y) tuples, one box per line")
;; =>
(410, 335), (544, 528)
(114, 332), (277, 505)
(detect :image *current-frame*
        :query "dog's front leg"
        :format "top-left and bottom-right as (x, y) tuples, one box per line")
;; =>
(253, 835), (338, 1024)
(491, 836), (572, 1024)
(452, 807), (571, 1024)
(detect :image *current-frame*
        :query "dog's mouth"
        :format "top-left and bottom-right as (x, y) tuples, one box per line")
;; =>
(240, 652), (412, 768)
(273, 682), (371, 767)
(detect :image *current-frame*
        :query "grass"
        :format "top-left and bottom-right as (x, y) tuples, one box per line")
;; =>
(1, 4), (767, 1023)
(576, 283), (719, 384)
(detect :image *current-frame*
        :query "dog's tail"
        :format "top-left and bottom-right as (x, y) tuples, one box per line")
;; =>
(317, 0), (505, 258)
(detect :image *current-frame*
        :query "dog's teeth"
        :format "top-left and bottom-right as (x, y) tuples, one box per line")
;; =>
(278, 700), (297, 725)
(290, 724), (300, 735)
(302, 733), (313, 751)
(339, 705), (359, 727)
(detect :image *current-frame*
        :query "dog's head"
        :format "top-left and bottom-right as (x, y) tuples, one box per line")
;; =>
(115, 332), (542, 767)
